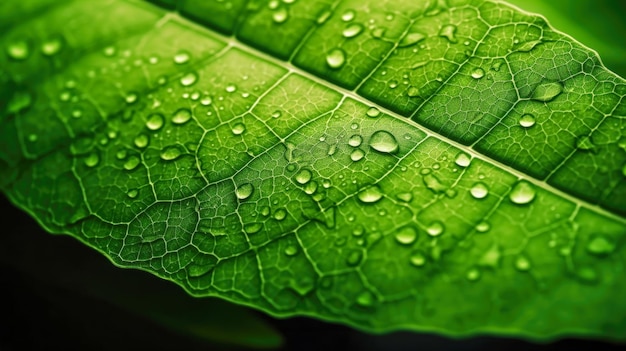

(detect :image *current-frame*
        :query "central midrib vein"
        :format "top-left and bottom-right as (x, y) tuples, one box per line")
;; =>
(147, 4), (625, 225)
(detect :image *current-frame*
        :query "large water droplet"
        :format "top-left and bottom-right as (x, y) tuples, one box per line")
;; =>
(426, 221), (444, 236)
(471, 68), (485, 79)
(41, 36), (63, 56)
(509, 180), (536, 205)
(395, 225), (417, 245)
(231, 123), (246, 135)
(295, 169), (312, 184)
(356, 291), (375, 307)
(531, 81), (563, 102)
(439, 24), (457, 43)
(470, 182), (489, 199)
(357, 185), (383, 203)
(134, 134), (149, 149)
(326, 48), (346, 69)
(160, 145), (183, 161)
(236, 183), (254, 200)
(398, 32), (426, 47)
(586, 235), (616, 256)
(174, 50), (190, 64)
(454, 152), (471, 167)
(244, 222), (263, 234)
(369, 130), (399, 154)
(342, 23), (363, 38)
(519, 114), (536, 128)
(274, 208), (287, 221)
(146, 113), (165, 131)
(7, 40), (29, 60)
(350, 149), (365, 162)
(348, 134), (363, 147)
(303, 180), (318, 195)
(272, 7), (289, 23)
(180, 72), (198, 86)
(172, 108), (192, 125)
(123, 155), (140, 171)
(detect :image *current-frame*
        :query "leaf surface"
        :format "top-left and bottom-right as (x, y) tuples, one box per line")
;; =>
(1, 0), (625, 339)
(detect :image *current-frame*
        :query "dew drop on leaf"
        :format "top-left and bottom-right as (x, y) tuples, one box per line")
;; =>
(454, 152), (471, 167)
(509, 180), (536, 205)
(514, 255), (531, 271)
(274, 208), (287, 221)
(123, 155), (140, 171)
(316, 9), (332, 24)
(348, 134), (363, 147)
(356, 291), (375, 307)
(439, 24), (457, 43)
(295, 169), (312, 184)
(201, 96), (213, 106)
(398, 32), (426, 47)
(471, 68), (485, 79)
(475, 221), (490, 233)
(103, 46), (116, 57)
(180, 72), (198, 86)
(84, 152), (100, 167)
(357, 185), (383, 203)
(231, 123), (246, 135)
(326, 48), (346, 69)
(160, 146), (183, 161)
(426, 221), (444, 236)
(7, 40), (29, 60)
(126, 189), (138, 199)
(244, 222), (263, 234)
(396, 192), (413, 202)
(41, 36), (63, 56)
(586, 235), (616, 256)
(125, 92), (138, 104)
(346, 250), (363, 266)
(466, 268), (481, 281)
(519, 114), (536, 128)
(146, 113), (165, 131)
(395, 225), (417, 245)
(531, 81), (563, 102)
(406, 86), (420, 97)
(369, 130), (399, 154)
(350, 149), (365, 162)
(409, 252), (426, 267)
(174, 50), (190, 64)
(225, 84), (237, 93)
(235, 183), (254, 200)
(271, 110), (282, 118)
(470, 182), (489, 199)
(341, 9), (355, 22)
(342, 23), (364, 38)
(272, 7), (288, 23)
(284, 245), (298, 256)
(134, 133), (149, 149)
(366, 107), (381, 118)
(172, 108), (192, 125)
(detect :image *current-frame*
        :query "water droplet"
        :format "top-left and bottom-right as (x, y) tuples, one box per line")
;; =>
(125, 92), (138, 104)
(350, 149), (365, 162)
(342, 23), (363, 38)
(514, 255), (531, 271)
(426, 221), (444, 236)
(160, 146), (183, 161)
(274, 208), (287, 221)
(235, 183), (254, 200)
(316, 9), (332, 24)
(271, 110), (282, 118)
(532, 81), (563, 102)
(366, 107), (380, 118)
(356, 291), (374, 307)
(174, 51), (190, 64)
(180, 72), (198, 86)
(272, 7), (289, 23)
(244, 222), (263, 234)
(348, 134), (363, 147)
(409, 252), (426, 267)
(479, 245), (501, 268)
(225, 84), (237, 93)
(395, 225), (417, 245)
(509, 180), (536, 205)
(146, 113), (164, 131)
(466, 268), (481, 281)
(475, 221), (490, 233)
(357, 185), (383, 203)
(134, 134), (149, 149)
(371, 27), (386, 39)
(200, 96), (213, 106)
(388, 80), (398, 89)
(439, 24), (457, 43)
(454, 152), (471, 167)
(369, 131), (399, 154)
(284, 245), (298, 256)
(7, 40), (30, 60)
(399, 32), (426, 47)
(41, 36), (63, 56)
(231, 123), (246, 135)
(123, 155), (140, 171)
(471, 68), (485, 79)
(346, 250), (363, 266)
(326, 48), (346, 69)
(172, 108), (192, 125)
(126, 189), (138, 199)
(84, 152), (100, 167)
(116, 149), (128, 160)
(396, 192), (413, 202)
(322, 179), (331, 188)
(406, 86), (420, 97)
(586, 235), (616, 256)
(470, 182), (489, 199)
(303, 180), (318, 195)
(519, 114), (536, 128)
(292, 169), (312, 185)
(341, 10), (355, 22)
(27, 134), (38, 142)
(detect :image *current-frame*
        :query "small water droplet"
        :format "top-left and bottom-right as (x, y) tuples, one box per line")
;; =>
(475, 221), (490, 233)
(388, 80), (398, 89)
(426, 221), (444, 236)
(303, 180), (318, 195)
(225, 84), (237, 93)
(84, 152), (100, 167)
(27, 134), (38, 142)
(160, 146), (183, 161)
(399, 32), (426, 47)
(180, 72), (198, 86)
(134, 134), (149, 149)
(123, 155), (140, 170)
(326, 48), (346, 69)
(406, 86), (420, 97)
(395, 225), (417, 245)
(174, 51), (190, 64)
(396, 192), (412, 202)
(356, 291), (375, 307)
(350, 149), (365, 161)
(357, 185), (383, 203)
(316, 9), (332, 24)
(369, 130), (399, 154)
(7, 40), (30, 60)
(274, 208), (287, 221)
(244, 222), (263, 234)
(341, 9), (355, 22)
(514, 255), (531, 271)
(236, 183), (254, 200)
(532, 81), (563, 102)
(201, 96), (213, 106)
(172, 108), (192, 125)
(346, 250), (363, 266)
(366, 107), (380, 118)
(272, 7), (289, 23)
(519, 114), (536, 128)
(470, 182), (489, 199)
(466, 268), (481, 281)
(410, 252), (426, 267)
(454, 152), (471, 167)
(41, 36), (63, 56)
(146, 113), (165, 131)
(439, 24), (457, 43)
(284, 245), (298, 256)
(471, 68), (485, 79)
(342, 23), (363, 38)
(509, 180), (536, 205)
(125, 92), (138, 104)
(586, 235), (616, 256)
(348, 134), (363, 147)
(271, 110), (282, 118)
(231, 123), (246, 135)
(295, 169), (312, 184)
(126, 189), (139, 199)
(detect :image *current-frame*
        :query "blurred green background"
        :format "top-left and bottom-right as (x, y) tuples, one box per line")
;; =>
(506, 0), (626, 77)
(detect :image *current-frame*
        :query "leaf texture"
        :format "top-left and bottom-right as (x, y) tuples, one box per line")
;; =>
(0, 0), (625, 339)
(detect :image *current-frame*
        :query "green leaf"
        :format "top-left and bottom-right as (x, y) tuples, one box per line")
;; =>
(1, 0), (625, 341)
